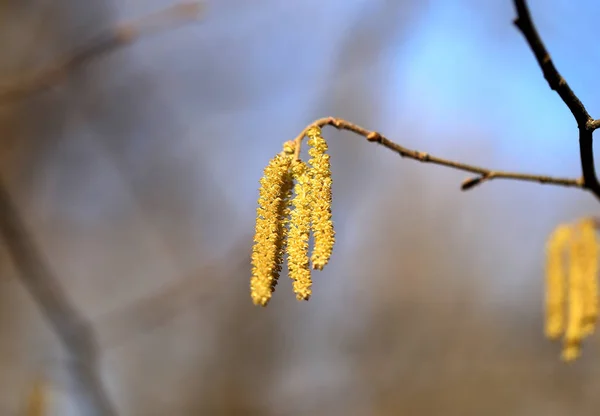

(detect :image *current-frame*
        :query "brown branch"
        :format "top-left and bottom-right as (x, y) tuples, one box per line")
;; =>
(0, 178), (117, 415)
(293, 117), (583, 191)
(0, 2), (203, 105)
(513, 0), (600, 200)
(291, 2), (600, 198)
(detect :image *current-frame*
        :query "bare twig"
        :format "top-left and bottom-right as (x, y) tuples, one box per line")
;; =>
(293, 117), (584, 191)
(512, 0), (600, 200)
(0, 2), (203, 105)
(0, 178), (116, 416)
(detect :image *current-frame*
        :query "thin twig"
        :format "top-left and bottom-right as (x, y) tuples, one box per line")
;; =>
(293, 117), (584, 191)
(0, 178), (117, 416)
(513, 0), (600, 200)
(0, 2), (203, 105)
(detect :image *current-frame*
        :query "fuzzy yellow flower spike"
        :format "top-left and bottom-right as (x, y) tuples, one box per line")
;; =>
(576, 218), (599, 338)
(562, 223), (588, 361)
(306, 126), (335, 270)
(287, 160), (312, 300)
(250, 143), (294, 306)
(23, 376), (48, 416)
(251, 126), (337, 305)
(545, 218), (600, 361)
(545, 224), (571, 340)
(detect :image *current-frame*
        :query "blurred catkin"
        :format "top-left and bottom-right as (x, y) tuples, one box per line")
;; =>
(563, 223), (586, 361)
(545, 218), (600, 361)
(545, 224), (570, 340)
(287, 160), (312, 300)
(306, 126), (335, 270)
(579, 218), (599, 336)
(24, 376), (47, 416)
(250, 148), (294, 306)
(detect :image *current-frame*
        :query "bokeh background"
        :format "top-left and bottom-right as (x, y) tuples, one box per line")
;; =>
(2, 0), (600, 414)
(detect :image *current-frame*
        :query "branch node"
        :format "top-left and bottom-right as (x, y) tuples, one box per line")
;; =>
(416, 151), (430, 161)
(329, 117), (343, 128)
(586, 119), (600, 132)
(542, 54), (551, 65)
(366, 132), (381, 142)
(462, 175), (485, 191)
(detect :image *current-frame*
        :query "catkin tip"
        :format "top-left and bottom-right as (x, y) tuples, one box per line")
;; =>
(561, 344), (581, 362)
(24, 375), (48, 416)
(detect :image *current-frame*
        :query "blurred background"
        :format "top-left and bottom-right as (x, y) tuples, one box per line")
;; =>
(1, 0), (600, 414)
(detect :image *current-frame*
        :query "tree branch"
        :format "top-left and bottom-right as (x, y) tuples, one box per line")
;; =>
(513, 0), (600, 200)
(94, 239), (250, 351)
(293, 117), (583, 191)
(291, 2), (600, 199)
(0, 178), (117, 416)
(0, 2), (203, 105)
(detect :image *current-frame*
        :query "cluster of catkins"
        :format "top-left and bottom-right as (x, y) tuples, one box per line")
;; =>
(545, 217), (599, 361)
(251, 126), (335, 306)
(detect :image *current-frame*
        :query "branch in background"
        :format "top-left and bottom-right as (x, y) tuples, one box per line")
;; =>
(0, 178), (117, 416)
(0, 2), (203, 105)
(512, 0), (600, 200)
(293, 117), (584, 191)
(95, 239), (250, 351)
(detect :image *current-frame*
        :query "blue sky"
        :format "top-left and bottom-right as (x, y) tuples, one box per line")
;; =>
(395, 1), (584, 173)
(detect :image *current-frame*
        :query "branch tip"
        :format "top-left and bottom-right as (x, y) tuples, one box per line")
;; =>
(461, 176), (485, 191)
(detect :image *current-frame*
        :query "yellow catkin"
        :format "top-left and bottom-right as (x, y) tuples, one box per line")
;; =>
(562, 224), (587, 361)
(24, 376), (47, 416)
(287, 160), (312, 300)
(306, 126), (335, 270)
(545, 224), (571, 340)
(578, 218), (599, 337)
(250, 148), (293, 306)
(274, 161), (294, 285)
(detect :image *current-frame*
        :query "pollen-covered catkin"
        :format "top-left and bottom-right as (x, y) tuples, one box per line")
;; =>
(24, 376), (48, 416)
(306, 126), (335, 270)
(272, 143), (296, 293)
(563, 225), (586, 361)
(287, 160), (312, 300)
(545, 224), (571, 340)
(578, 218), (599, 337)
(250, 151), (293, 306)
